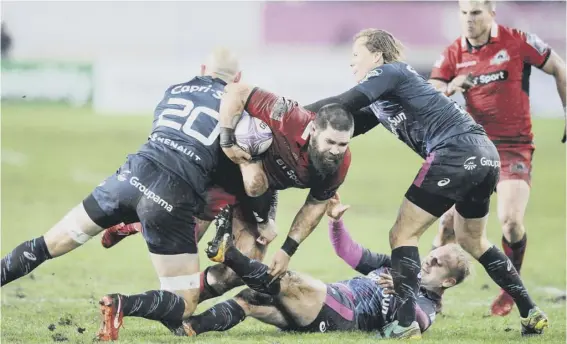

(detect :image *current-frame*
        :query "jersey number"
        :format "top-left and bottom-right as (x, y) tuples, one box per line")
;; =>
(156, 98), (220, 146)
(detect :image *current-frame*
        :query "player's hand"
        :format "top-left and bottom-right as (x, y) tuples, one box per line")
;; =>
(447, 73), (475, 95)
(326, 193), (350, 221)
(257, 219), (278, 245)
(378, 272), (396, 295)
(268, 249), (290, 281)
(222, 145), (252, 164)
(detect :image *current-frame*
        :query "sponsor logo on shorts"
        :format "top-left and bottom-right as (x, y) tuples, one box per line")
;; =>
(117, 170), (131, 182)
(472, 71), (508, 86)
(319, 321), (327, 333)
(437, 178), (451, 187)
(463, 156), (477, 170)
(127, 176), (174, 212)
(480, 157), (501, 168)
(510, 161), (528, 174)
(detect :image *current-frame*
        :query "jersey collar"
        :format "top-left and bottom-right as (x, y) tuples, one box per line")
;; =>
(461, 23), (500, 52)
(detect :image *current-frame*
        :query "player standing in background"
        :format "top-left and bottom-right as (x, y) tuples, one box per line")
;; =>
(0, 48), (242, 341)
(428, 0), (566, 317)
(303, 28), (548, 338)
(218, 85), (354, 280)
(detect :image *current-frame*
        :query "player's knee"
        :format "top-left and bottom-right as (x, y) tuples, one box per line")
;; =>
(44, 204), (102, 256)
(234, 288), (275, 314)
(207, 264), (242, 289)
(499, 216), (524, 235)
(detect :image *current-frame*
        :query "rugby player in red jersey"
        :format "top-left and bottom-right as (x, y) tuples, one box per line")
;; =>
(218, 85), (354, 280)
(429, 0), (566, 317)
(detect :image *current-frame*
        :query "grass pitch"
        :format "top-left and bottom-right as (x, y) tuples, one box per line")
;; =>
(1, 105), (565, 343)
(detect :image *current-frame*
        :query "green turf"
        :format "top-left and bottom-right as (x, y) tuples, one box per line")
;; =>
(1, 105), (565, 343)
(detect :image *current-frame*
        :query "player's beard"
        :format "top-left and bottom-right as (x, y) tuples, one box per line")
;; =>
(308, 138), (344, 179)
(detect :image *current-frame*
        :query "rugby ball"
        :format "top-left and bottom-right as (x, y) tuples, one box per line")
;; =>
(234, 111), (273, 156)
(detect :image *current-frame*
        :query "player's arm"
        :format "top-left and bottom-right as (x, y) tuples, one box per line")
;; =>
(518, 30), (567, 142)
(305, 64), (401, 115)
(329, 218), (391, 275)
(219, 83), (255, 163)
(353, 107), (380, 137)
(428, 46), (467, 96)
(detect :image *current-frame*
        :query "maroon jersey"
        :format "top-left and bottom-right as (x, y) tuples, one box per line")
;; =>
(430, 24), (551, 145)
(244, 87), (351, 200)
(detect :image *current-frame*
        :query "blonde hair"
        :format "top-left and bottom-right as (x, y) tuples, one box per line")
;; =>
(445, 244), (471, 285)
(354, 29), (405, 63)
(461, 0), (496, 11)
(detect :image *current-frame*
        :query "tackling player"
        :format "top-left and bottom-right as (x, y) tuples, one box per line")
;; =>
(0, 48), (242, 341)
(177, 196), (470, 337)
(303, 29), (548, 338)
(428, 0), (566, 317)
(218, 86), (354, 280)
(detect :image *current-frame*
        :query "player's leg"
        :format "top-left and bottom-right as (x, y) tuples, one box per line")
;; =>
(431, 206), (457, 249)
(0, 157), (142, 286)
(182, 288), (290, 336)
(491, 147), (533, 316)
(385, 154), (456, 339)
(453, 145), (547, 336)
(200, 205), (268, 302)
(96, 162), (203, 341)
(207, 232), (327, 326)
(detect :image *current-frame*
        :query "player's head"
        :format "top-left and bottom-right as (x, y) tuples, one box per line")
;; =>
(351, 29), (405, 82)
(420, 244), (471, 291)
(459, 0), (496, 41)
(201, 47), (242, 84)
(309, 104), (354, 177)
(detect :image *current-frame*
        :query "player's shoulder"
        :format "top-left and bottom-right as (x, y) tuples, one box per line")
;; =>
(359, 63), (404, 84)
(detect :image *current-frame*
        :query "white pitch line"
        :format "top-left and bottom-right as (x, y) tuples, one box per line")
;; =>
(1, 149), (29, 166)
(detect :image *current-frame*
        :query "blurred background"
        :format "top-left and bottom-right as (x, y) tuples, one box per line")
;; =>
(1, 1), (565, 114)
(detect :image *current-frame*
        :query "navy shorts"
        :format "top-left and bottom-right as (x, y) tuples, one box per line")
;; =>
(406, 134), (500, 218)
(83, 154), (201, 255)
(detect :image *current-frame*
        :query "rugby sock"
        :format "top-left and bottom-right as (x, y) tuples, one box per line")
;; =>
(118, 290), (185, 323)
(188, 299), (246, 334)
(224, 245), (281, 295)
(391, 246), (421, 327)
(478, 246), (535, 317)
(1, 236), (52, 286)
(502, 234), (527, 273)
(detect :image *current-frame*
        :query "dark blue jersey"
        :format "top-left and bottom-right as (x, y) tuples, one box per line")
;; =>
(138, 76), (226, 199)
(307, 62), (486, 159)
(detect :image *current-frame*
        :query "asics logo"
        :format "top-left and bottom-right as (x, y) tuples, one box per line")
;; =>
(319, 321), (327, 333)
(23, 252), (36, 261)
(437, 178), (451, 187)
(464, 157), (477, 170)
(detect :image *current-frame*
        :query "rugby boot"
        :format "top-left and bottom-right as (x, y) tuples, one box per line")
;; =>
(205, 205), (234, 262)
(521, 307), (549, 336)
(491, 289), (515, 316)
(101, 222), (141, 249)
(96, 294), (124, 341)
(377, 320), (421, 340)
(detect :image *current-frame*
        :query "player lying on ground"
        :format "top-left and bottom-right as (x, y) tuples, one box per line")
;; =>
(428, 0), (566, 317)
(218, 86), (354, 281)
(300, 29), (548, 338)
(0, 48), (244, 341)
(179, 195), (469, 337)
